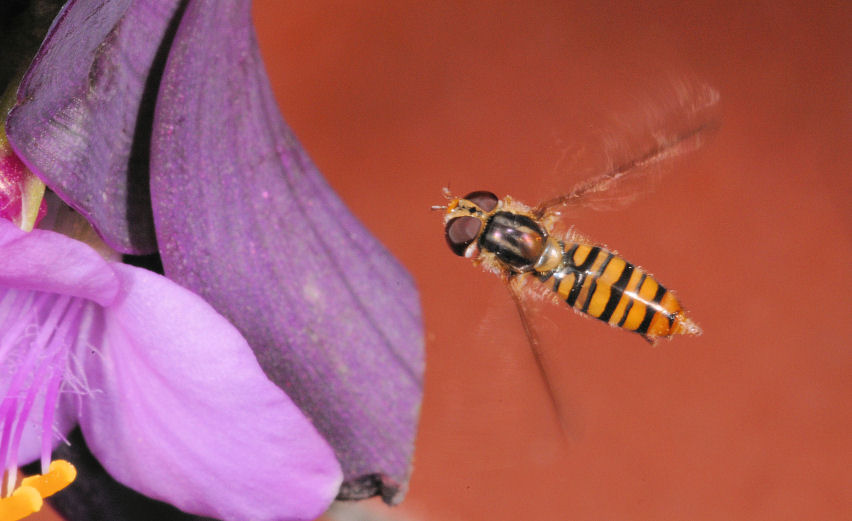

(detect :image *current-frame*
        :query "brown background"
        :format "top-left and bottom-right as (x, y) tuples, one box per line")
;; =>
(35, 1), (851, 520)
(252, 1), (850, 521)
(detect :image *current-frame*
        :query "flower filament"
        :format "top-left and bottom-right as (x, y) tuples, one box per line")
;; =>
(0, 289), (84, 518)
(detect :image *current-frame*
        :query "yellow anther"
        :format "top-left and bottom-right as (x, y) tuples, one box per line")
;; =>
(0, 485), (42, 521)
(20, 460), (77, 499)
(0, 460), (76, 521)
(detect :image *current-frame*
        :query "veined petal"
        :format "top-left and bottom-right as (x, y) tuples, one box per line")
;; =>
(79, 263), (342, 521)
(5, 0), (185, 254)
(150, 0), (424, 503)
(29, 428), (216, 521)
(0, 219), (117, 306)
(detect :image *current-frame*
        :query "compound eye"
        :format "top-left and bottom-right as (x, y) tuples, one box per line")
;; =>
(445, 216), (482, 256)
(462, 191), (498, 212)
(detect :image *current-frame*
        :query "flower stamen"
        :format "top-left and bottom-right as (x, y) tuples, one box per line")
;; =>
(20, 460), (77, 501)
(0, 485), (41, 521)
(1, 291), (84, 503)
(0, 459), (76, 521)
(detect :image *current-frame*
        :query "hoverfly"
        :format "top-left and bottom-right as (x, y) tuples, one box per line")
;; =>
(434, 80), (718, 433)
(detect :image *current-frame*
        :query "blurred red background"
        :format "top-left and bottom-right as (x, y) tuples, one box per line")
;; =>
(251, 1), (850, 521)
(30, 1), (851, 520)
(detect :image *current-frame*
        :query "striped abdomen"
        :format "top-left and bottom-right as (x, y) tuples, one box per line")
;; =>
(536, 241), (700, 341)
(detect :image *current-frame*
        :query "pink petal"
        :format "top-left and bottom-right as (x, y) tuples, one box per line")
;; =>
(79, 263), (342, 521)
(0, 218), (117, 306)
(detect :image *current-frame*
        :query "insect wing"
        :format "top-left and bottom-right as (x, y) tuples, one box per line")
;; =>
(534, 79), (720, 218)
(505, 274), (578, 439)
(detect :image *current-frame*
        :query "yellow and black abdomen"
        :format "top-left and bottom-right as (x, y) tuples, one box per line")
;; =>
(536, 241), (700, 341)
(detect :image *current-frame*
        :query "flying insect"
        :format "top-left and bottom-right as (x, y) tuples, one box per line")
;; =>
(434, 80), (718, 432)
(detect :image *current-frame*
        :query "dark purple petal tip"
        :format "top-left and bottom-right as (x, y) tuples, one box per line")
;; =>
(151, 0), (424, 504)
(5, 0), (185, 254)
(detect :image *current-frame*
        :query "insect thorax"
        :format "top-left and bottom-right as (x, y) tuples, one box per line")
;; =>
(480, 211), (547, 272)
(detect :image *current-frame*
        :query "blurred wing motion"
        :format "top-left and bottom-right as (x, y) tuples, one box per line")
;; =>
(506, 275), (571, 438)
(534, 79), (719, 218)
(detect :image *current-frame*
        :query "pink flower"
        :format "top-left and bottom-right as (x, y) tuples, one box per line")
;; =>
(0, 217), (341, 520)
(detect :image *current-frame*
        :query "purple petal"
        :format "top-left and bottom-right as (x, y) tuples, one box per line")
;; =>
(79, 263), (342, 521)
(150, 0), (424, 503)
(5, 0), (184, 254)
(0, 218), (117, 306)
